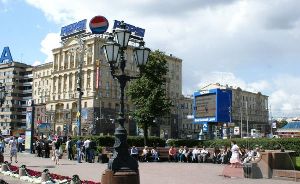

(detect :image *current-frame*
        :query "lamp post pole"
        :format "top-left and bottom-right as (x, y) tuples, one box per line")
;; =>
(73, 34), (90, 136)
(101, 21), (150, 184)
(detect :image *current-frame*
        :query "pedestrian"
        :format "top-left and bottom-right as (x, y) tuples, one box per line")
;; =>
(54, 139), (60, 165)
(76, 138), (83, 163)
(89, 139), (96, 163)
(130, 146), (139, 160)
(8, 137), (18, 163)
(17, 136), (24, 153)
(66, 137), (74, 160)
(36, 139), (42, 157)
(0, 137), (5, 153)
(43, 138), (50, 158)
(230, 140), (242, 168)
(83, 138), (90, 162)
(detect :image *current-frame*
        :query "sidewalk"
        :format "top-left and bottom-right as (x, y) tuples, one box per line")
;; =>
(2, 151), (298, 184)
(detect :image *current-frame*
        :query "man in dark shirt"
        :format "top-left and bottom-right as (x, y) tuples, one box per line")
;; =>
(67, 137), (74, 160)
(43, 138), (50, 158)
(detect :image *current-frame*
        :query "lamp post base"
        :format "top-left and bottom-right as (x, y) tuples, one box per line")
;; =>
(101, 169), (140, 184)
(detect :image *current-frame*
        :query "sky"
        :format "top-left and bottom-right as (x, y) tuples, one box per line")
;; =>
(1, 0), (300, 118)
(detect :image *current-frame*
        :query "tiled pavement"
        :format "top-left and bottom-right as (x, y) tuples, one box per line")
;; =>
(0, 151), (298, 184)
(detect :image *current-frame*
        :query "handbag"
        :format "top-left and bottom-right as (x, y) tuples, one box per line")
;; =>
(51, 156), (55, 161)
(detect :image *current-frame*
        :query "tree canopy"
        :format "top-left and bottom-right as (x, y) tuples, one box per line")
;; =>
(127, 50), (172, 145)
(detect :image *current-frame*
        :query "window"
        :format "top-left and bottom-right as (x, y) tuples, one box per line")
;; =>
(84, 102), (87, 108)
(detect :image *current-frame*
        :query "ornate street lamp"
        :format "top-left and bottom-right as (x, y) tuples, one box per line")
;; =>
(101, 21), (150, 184)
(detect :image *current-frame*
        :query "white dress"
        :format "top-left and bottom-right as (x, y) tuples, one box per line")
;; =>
(230, 144), (241, 164)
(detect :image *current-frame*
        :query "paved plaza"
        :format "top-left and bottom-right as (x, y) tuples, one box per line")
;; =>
(0, 151), (298, 184)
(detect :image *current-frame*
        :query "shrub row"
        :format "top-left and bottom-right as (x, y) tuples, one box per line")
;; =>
(71, 136), (165, 148)
(69, 136), (300, 155)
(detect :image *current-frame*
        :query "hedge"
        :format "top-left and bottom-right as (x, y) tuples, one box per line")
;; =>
(71, 136), (165, 148)
(68, 136), (300, 155)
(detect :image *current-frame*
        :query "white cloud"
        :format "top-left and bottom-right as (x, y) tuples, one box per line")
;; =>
(25, 0), (300, 117)
(1, 0), (9, 4)
(32, 60), (41, 66)
(190, 71), (300, 117)
(40, 33), (61, 63)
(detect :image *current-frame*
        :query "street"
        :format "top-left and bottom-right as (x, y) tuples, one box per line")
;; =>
(0, 151), (297, 184)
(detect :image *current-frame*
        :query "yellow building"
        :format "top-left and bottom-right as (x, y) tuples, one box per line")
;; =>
(33, 35), (183, 137)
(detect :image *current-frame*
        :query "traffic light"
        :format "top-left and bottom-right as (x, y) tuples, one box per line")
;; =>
(63, 124), (67, 132)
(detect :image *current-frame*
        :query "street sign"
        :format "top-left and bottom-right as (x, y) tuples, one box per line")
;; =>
(203, 123), (208, 132)
(27, 99), (32, 107)
(234, 127), (240, 135)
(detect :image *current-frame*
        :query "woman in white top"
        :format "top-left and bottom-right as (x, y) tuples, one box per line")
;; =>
(8, 137), (18, 163)
(230, 140), (241, 168)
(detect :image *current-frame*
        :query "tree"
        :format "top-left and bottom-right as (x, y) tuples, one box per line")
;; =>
(127, 50), (172, 146)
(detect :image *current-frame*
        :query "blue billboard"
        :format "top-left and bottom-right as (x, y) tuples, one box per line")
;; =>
(0, 47), (13, 64)
(60, 19), (87, 38)
(113, 20), (145, 38)
(193, 88), (232, 124)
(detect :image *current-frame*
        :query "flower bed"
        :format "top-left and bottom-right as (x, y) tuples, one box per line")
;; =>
(0, 163), (100, 184)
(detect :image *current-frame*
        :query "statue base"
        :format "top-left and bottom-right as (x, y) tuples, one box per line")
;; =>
(101, 169), (139, 184)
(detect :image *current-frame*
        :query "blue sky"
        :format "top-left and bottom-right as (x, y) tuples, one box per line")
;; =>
(0, 0), (57, 63)
(1, 0), (300, 118)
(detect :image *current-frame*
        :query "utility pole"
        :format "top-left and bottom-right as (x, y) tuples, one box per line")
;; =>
(246, 100), (249, 138)
(240, 101), (243, 138)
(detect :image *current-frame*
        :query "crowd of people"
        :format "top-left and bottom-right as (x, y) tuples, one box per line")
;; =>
(32, 136), (97, 165)
(0, 136), (26, 164)
(130, 140), (261, 166)
(0, 135), (262, 168)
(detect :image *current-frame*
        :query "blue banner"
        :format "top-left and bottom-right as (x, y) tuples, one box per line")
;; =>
(60, 19), (87, 38)
(113, 20), (145, 38)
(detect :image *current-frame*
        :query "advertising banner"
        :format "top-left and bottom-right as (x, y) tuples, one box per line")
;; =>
(26, 112), (32, 130)
(234, 127), (240, 135)
(25, 131), (31, 150)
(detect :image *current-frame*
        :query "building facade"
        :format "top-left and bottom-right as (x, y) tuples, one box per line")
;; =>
(0, 62), (32, 136)
(33, 35), (183, 137)
(194, 83), (269, 139)
(177, 95), (200, 139)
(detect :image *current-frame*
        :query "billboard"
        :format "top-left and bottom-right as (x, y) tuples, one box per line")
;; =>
(0, 47), (13, 64)
(113, 20), (145, 38)
(60, 19), (87, 39)
(193, 89), (232, 124)
(195, 94), (216, 118)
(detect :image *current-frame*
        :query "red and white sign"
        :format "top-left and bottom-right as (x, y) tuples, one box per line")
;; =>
(234, 127), (240, 135)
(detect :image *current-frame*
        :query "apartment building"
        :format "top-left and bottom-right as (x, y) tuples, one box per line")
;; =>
(0, 62), (32, 135)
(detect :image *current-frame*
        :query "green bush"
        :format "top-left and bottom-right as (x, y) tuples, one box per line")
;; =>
(166, 139), (204, 147)
(71, 136), (165, 147)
